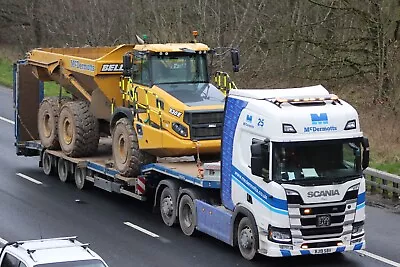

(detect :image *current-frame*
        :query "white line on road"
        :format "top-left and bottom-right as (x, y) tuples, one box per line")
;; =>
(123, 222), (160, 238)
(16, 173), (43, 185)
(0, 237), (8, 245)
(357, 250), (400, 267)
(0, 116), (14, 125)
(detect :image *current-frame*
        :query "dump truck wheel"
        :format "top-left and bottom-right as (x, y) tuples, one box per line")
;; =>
(38, 97), (70, 149)
(58, 101), (99, 157)
(112, 118), (155, 176)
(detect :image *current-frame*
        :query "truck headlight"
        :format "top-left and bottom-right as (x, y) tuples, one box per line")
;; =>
(268, 226), (292, 244)
(352, 221), (364, 237)
(172, 122), (188, 137)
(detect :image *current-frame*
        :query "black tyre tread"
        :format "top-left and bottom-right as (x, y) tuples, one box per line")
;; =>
(38, 96), (71, 149)
(114, 118), (156, 177)
(59, 101), (99, 157)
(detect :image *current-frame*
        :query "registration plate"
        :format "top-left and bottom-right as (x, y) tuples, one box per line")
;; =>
(316, 215), (331, 227)
(313, 248), (333, 254)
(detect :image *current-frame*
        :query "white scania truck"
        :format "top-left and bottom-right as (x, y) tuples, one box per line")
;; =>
(14, 61), (369, 260)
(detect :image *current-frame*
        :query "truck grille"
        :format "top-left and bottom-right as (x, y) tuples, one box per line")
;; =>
(288, 191), (358, 240)
(184, 111), (224, 140)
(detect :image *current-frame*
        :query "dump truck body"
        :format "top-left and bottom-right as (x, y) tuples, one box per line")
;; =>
(27, 43), (228, 157)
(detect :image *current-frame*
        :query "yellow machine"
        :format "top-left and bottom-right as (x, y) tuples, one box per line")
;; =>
(27, 35), (238, 176)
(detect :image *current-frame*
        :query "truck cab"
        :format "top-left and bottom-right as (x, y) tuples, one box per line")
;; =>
(0, 237), (108, 267)
(221, 85), (368, 258)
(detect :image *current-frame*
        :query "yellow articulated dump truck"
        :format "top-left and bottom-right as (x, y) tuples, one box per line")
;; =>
(26, 35), (239, 176)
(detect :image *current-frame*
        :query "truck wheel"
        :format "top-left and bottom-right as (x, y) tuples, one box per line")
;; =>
(112, 118), (155, 177)
(42, 151), (55, 176)
(58, 101), (99, 157)
(237, 217), (258, 260)
(160, 187), (178, 226)
(74, 165), (87, 190)
(38, 97), (70, 149)
(57, 158), (71, 183)
(178, 194), (197, 236)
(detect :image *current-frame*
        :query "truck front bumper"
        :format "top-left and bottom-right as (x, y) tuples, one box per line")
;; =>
(259, 239), (365, 257)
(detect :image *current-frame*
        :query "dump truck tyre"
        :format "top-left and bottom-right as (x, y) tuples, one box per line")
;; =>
(38, 97), (69, 149)
(58, 101), (99, 157)
(112, 118), (156, 176)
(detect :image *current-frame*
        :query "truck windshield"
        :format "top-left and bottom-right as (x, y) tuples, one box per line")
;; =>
(36, 260), (106, 267)
(272, 138), (362, 185)
(151, 53), (208, 84)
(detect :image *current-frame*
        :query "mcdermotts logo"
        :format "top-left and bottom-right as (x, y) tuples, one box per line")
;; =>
(243, 114), (254, 128)
(304, 113), (337, 133)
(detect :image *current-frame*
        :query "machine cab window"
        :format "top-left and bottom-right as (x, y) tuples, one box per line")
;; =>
(132, 53), (150, 86)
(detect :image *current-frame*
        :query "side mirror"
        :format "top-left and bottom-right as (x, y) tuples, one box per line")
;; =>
(123, 54), (133, 77)
(361, 137), (369, 170)
(231, 48), (240, 72)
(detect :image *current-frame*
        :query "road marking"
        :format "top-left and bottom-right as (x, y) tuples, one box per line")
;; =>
(123, 222), (160, 238)
(358, 251), (400, 267)
(0, 237), (8, 245)
(16, 173), (43, 185)
(0, 116), (14, 125)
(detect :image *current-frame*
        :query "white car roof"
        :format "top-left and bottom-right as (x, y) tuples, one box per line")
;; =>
(6, 237), (106, 266)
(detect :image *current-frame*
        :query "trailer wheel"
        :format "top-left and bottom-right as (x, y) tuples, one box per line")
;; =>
(58, 101), (99, 157)
(57, 158), (70, 183)
(160, 187), (178, 226)
(42, 151), (55, 176)
(112, 118), (155, 176)
(178, 194), (197, 236)
(237, 217), (258, 261)
(74, 165), (87, 190)
(38, 97), (70, 149)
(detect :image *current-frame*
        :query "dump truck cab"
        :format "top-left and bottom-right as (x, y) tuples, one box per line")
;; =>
(117, 43), (228, 157)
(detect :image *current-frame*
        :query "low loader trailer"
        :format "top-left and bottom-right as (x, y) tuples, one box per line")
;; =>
(14, 61), (369, 260)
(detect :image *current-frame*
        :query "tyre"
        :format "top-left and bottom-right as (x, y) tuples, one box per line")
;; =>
(237, 217), (259, 260)
(57, 158), (71, 183)
(112, 118), (155, 176)
(178, 194), (197, 236)
(38, 97), (69, 149)
(160, 186), (178, 226)
(58, 101), (99, 157)
(74, 165), (87, 190)
(42, 151), (55, 176)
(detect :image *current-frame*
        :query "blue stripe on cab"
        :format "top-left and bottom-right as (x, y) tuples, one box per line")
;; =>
(357, 192), (366, 205)
(232, 166), (288, 212)
(280, 250), (291, 257)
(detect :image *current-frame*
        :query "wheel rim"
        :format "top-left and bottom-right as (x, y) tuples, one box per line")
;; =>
(161, 195), (174, 219)
(117, 134), (128, 164)
(43, 113), (52, 138)
(239, 226), (254, 252)
(63, 118), (73, 145)
(182, 203), (193, 228)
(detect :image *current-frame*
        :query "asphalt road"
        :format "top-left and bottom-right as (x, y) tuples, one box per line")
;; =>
(0, 85), (399, 267)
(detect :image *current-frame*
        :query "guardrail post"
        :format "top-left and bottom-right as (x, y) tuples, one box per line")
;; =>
(382, 178), (389, 199)
(393, 182), (399, 202)
(370, 175), (377, 194)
